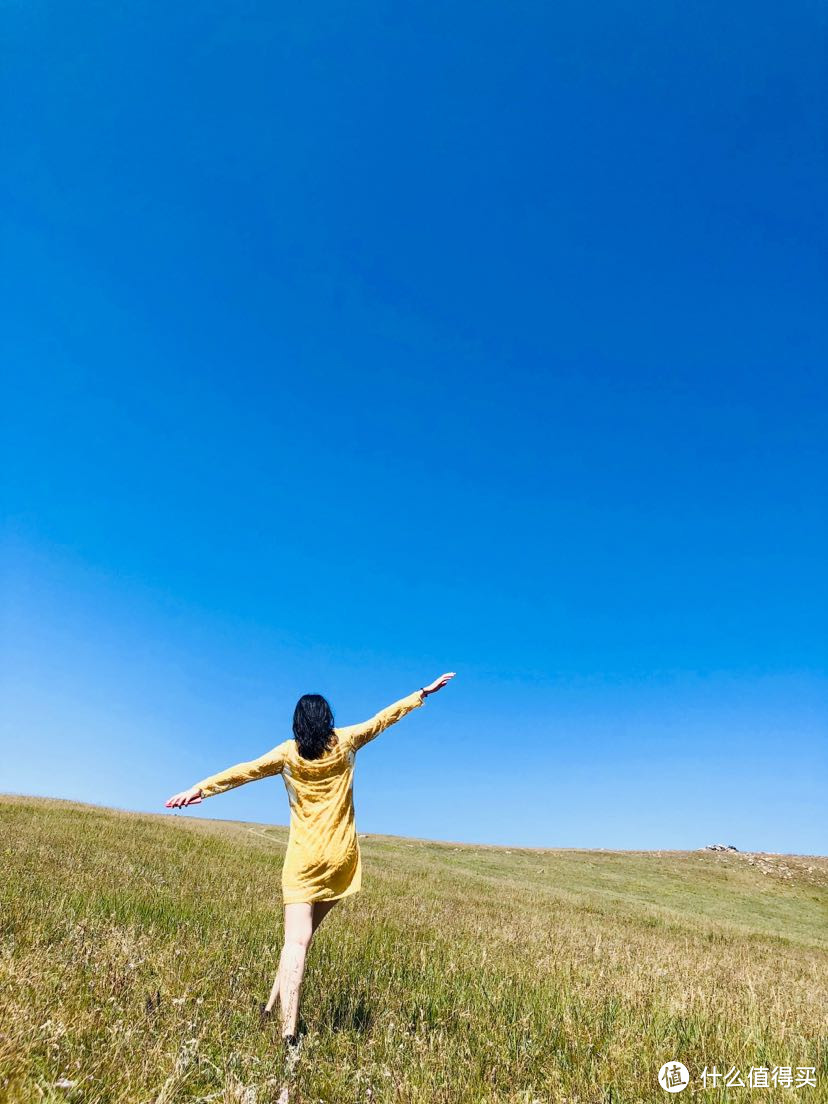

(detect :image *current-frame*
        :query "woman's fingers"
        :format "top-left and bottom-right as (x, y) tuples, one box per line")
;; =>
(165, 786), (204, 810)
(165, 790), (200, 809)
(425, 671), (456, 694)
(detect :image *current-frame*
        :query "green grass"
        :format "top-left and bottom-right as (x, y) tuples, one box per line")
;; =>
(1, 794), (826, 1103)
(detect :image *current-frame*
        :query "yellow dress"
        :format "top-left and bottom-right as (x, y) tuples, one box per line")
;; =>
(193, 690), (425, 904)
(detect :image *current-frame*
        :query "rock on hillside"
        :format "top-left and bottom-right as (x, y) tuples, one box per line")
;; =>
(700, 845), (828, 886)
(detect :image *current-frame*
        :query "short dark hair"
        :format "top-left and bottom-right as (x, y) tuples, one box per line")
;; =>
(292, 694), (336, 760)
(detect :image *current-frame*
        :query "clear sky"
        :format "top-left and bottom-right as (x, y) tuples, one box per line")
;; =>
(2, 2), (826, 853)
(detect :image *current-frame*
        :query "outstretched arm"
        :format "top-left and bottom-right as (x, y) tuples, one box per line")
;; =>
(165, 741), (288, 809)
(339, 672), (455, 753)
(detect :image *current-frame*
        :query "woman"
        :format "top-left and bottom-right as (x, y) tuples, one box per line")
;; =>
(164, 672), (455, 1049)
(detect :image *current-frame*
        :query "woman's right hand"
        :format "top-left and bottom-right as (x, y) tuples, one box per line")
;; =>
(165, 785), (203, 809)
(422, 672), (456, 697)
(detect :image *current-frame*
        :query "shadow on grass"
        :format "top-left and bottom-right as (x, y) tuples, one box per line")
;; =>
(322, 991), (376, 1035)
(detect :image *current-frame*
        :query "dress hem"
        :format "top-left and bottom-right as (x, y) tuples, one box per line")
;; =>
(282, 883), (361, 905)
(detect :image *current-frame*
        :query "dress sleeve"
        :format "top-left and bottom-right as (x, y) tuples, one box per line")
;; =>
(337, 690), (425, 753)
(194, 741), (288, 799)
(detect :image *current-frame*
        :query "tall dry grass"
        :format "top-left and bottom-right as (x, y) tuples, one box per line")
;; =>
(1, 795), (826, 1103)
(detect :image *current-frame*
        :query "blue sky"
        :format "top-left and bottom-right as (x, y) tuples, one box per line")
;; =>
(2, 1), (826, 853)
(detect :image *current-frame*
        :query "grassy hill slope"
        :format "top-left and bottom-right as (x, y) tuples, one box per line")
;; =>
(1, 795), (826, 1103)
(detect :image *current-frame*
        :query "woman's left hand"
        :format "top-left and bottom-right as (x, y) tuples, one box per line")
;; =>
(165, 785), (203, 809)
(422, 672), (456, 696)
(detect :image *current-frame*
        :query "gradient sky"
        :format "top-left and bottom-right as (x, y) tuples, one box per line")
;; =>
(2, 1), (826, 853)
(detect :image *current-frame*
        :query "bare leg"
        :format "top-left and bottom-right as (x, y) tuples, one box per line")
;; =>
(277, 903), (313, 1038)
(269, 899), (341, 1033)
(311, 897), (339, 936)
(267, 896), (342, 1015)
(264, 962), (282, 1015)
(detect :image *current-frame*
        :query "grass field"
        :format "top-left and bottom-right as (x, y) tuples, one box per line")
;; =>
(1, 794), (826, 1103)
